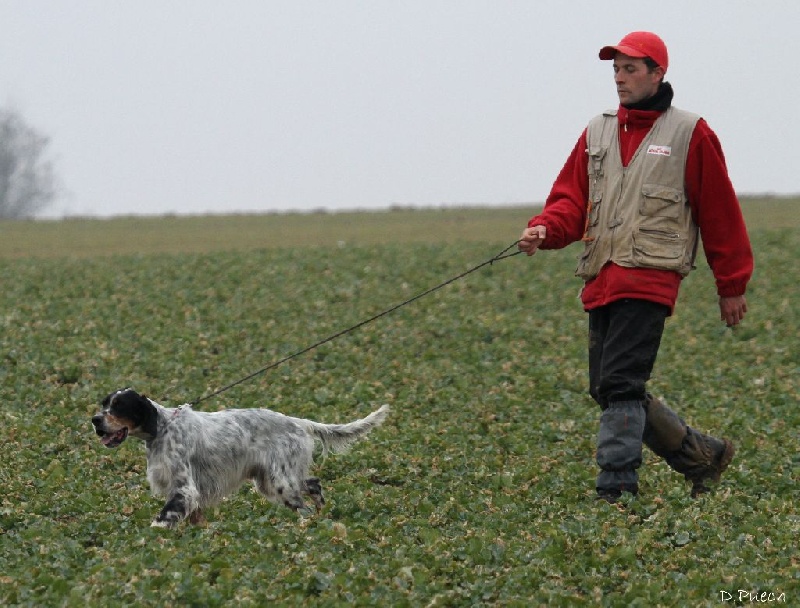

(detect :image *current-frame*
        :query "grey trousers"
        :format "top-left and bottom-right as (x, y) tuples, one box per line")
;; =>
(589, 300), (668, 495)
(588, 300), (731, 496)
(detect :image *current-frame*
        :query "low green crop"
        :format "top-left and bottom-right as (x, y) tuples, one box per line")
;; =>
(0, 210), (797, 606)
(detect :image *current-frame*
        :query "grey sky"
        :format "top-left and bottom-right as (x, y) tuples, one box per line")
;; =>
(1, 1), (797, 218)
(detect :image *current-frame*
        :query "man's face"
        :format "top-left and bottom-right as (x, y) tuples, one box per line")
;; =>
(613, 53), (664, 105)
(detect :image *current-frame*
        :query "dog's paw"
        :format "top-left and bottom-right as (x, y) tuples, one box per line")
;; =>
(151, 515), (179, 529)
(152, 502), (187, 529)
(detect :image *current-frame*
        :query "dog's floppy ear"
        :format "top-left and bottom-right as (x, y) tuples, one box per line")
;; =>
(137, 397), (159, 440)
(101, 389), (159, 440)
(117, 391), (159, 440)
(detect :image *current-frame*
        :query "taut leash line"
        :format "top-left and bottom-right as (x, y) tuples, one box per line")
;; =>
(190, 241), (522, 407)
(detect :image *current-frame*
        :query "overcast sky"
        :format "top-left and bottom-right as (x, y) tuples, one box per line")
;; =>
(1, 1), (797, 218)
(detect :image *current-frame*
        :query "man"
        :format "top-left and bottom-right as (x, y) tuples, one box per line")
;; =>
(518, 31), (753, 502)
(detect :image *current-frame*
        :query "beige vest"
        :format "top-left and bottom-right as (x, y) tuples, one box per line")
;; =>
(576, 106), (701, 281)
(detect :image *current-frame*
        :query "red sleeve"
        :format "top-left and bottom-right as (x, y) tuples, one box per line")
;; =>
(685, 119), (754, 297)
(527, 130), (590, 249)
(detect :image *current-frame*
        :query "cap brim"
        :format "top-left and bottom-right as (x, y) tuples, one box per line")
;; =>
(599, 44), (649, 60)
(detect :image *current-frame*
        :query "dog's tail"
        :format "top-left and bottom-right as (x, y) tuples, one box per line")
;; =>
(299, 405), (389, 457)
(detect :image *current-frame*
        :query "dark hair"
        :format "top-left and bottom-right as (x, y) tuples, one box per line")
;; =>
(644, 57), (660, 71)
(644, 56), (664, 82)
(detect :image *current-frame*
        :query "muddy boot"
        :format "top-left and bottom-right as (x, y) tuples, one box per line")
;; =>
(685, 438), (735, 498)
(595, 400), (646, 500)
(643, 395), (735, 497)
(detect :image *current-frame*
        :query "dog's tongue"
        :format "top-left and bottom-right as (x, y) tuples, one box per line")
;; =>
(101, 428), (128, 447)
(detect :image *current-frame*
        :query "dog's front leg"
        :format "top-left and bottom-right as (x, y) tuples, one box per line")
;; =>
(151, 469), (199, 529)
(152, 492), (190, 529)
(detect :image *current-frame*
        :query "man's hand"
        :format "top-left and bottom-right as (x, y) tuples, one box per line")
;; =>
(719, 295), (747, 327)
(518, 225), (547, 256)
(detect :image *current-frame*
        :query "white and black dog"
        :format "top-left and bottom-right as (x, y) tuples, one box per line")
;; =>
(91, 388), (389, 528)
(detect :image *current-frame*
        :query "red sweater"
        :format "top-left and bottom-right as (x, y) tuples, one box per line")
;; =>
(529, 106), (753, 313)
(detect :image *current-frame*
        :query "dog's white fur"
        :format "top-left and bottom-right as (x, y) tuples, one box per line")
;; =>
(91, 388), (389, 528)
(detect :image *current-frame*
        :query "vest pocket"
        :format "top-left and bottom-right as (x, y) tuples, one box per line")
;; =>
(587, 146), (607, 229)
(587, 145), (607, 172)
(575, 238), (600, 279)
(640, 184), (685, 218)
(632, 228), (686, 266)
(587, 190), (602, 228)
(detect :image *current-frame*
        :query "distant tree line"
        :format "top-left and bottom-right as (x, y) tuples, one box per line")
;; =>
(0, 107), (57, 219)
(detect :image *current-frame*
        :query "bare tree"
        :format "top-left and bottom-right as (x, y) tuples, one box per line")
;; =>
(0, 108), (57, 218)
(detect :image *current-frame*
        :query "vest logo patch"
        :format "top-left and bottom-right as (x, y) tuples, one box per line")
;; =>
(647, 145), (672, 157)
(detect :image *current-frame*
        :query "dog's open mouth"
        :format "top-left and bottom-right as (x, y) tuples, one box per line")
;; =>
(101, 427), (128, 448)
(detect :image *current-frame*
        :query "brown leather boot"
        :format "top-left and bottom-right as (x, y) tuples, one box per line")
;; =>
(642, 395), (735, 497)
(687, 439), (736, 498)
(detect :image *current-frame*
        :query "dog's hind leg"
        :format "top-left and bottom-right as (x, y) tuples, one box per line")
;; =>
(304, 477), (325, 512)
(253, 468), (308, 513)
(188, 509), (207, 526)
(280, 489), (307, 512)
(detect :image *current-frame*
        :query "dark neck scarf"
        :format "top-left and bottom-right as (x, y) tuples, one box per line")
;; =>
(622, 81), (674, 112)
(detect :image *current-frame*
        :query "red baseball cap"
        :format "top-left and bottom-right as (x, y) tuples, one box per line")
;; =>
(599, 31), (669, 72)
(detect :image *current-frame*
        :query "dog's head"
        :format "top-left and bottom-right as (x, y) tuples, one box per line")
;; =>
(91, 388), (159, 448)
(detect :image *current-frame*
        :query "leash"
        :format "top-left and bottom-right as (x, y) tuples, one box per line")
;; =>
(190, 240), (522, 407)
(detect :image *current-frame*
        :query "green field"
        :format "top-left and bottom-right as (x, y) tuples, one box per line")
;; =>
(1, 199), (798, 606)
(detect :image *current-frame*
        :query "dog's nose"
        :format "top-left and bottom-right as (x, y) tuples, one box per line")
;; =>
(91, 414), (103, 428)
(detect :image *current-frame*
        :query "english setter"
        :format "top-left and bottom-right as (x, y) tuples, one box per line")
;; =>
(91, 388), (389, 529)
